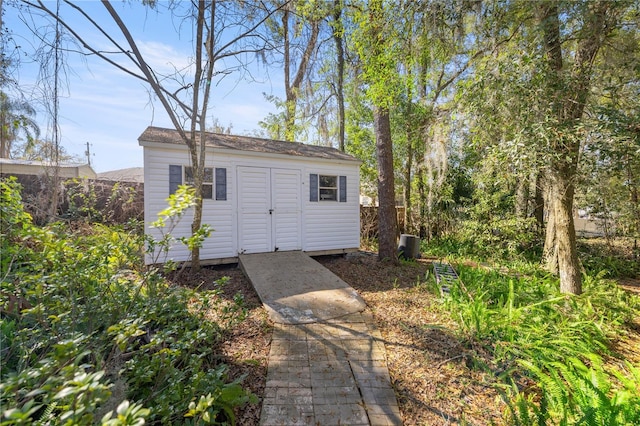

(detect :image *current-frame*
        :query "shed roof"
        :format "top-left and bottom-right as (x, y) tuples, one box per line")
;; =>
(138, 126), (359, 162)
(0, 158), (97, 179)
(0, 158), (91, 169)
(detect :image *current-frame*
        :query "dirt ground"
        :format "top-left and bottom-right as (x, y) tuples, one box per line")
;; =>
(619, 277), (640, 296)
(178, 253), (640, 426)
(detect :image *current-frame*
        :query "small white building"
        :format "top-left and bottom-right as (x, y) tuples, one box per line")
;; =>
(139, 126), (361, 264)
(0, 158), (97, 179)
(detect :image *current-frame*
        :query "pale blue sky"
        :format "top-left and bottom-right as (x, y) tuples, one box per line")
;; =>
(6, 1), (281, 172)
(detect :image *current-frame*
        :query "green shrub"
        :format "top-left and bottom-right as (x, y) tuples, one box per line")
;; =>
(1, 177), (33, 278)
(431, 260), (640, 425)
(1, 178), (252, 425)
(508, 357), (640, 425)
(423, 217), (541, 263)
(578, 240), (640, 279)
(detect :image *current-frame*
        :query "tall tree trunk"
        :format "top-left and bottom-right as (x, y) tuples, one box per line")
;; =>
(186, 0), (215, 271)
(48, 0), (62, 222)
(0, 113), (8, 156)
(282, 6), (293, 140)
(102, 1), (207, 269)
(332, 0), (345, 152)
(538, 0), (615, 294)
(374, 107), (398, 261)
(552, 166), (581, 294)
(539, 1), (563, 278)
(625, 147), (640, 257)
(283, 4), (319, 141)
(355, 0), (398, 262)
(402, 75), (414, 234)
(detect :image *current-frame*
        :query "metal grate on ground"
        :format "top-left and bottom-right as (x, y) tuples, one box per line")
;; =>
(432, 262), (459, 296)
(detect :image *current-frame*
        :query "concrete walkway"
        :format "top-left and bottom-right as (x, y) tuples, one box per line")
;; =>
(239, 252), (402, 425)
(239, 252), (366, 324)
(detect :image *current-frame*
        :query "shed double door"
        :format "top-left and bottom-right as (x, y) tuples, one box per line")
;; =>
(237, 166), (301, 254)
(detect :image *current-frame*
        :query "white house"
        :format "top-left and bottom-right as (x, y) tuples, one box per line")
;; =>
(139, 126), (361, 265)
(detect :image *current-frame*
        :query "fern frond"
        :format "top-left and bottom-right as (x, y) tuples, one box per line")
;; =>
(35, 402), (57, 425)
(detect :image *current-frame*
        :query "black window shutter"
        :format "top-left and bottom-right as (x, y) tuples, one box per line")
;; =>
(310, 174), (318, 202)
(169, 165), (182, 194)
(339, 175), (347, 202)
(215, 168), (227, 200)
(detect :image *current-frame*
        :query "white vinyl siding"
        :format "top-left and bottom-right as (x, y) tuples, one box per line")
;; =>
(144, 148), (234, 263)
(303, 166), (360, 252)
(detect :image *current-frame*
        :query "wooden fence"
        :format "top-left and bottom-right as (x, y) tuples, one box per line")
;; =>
(6, 173), (422, 241)
(360, 206), (405, 240)
(2, 173), (144, 225)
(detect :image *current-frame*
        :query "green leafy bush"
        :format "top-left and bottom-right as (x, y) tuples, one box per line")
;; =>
(579, 239), (640, 279)
(1, 178), (252, 425)
(509, 356), (640, 425)
(145, 184), (212, 275)
(423, 217), (541, 263)
(430, 259), (640, 425)
(1, 177), (33, 277)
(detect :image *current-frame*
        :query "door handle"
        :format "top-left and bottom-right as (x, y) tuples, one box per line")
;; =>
(269, 209), (273, 215)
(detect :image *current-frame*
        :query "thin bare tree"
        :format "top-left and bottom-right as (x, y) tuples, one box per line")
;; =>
(22, 0), (283, 268)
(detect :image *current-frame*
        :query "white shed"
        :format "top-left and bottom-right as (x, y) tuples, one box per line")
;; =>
(139, 126), (361, 265)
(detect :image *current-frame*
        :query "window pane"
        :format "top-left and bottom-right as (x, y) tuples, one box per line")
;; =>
(320, 188), (337, 201)
(186, 166), (214, 184)
(202, 184), (213, 199)
(339, 175), (347, 202)
(203, 167), (213, 182)
(319, 175), (337, 188)
(185, 166), (195, 184)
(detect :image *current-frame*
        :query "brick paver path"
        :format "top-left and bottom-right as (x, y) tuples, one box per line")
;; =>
(260, 312), (402, 426)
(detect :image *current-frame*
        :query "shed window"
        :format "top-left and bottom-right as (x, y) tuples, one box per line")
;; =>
(170, 165), (226, 200)
(310, 174), (348, 202)
(185, 166), (213, 199)
(319, 175), (338, 201)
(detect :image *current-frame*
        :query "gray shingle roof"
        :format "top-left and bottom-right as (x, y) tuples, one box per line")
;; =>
(97, 167), (144, 183)
(0, 158), (90, 168)
(138, 126), (359, 162)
